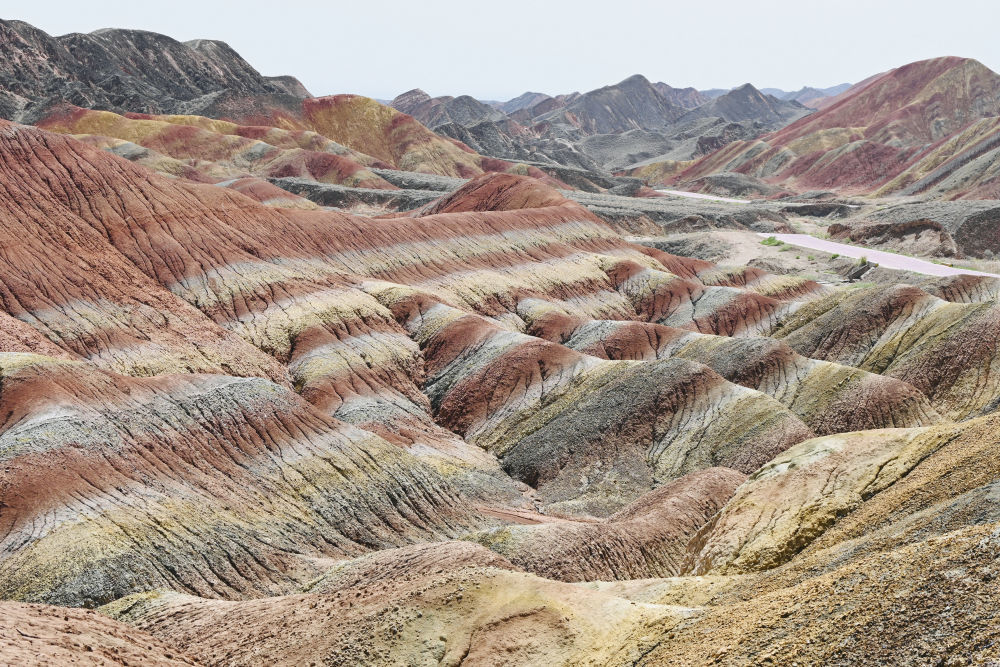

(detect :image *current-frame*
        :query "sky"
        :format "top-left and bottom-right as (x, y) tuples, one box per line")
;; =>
(7, 0), (1000, 101)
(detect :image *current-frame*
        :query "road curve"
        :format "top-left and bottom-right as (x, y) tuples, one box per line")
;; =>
(761, 233), (1000, 279)
(656, 189), (750, 204)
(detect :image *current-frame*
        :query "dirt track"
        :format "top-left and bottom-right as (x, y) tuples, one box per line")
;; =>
(762, 233), (1000, 278)
(657, 189), (751, 203)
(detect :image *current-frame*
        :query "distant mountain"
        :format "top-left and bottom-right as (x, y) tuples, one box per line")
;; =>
(651, 83), (710, 109)
(677, 83), (811, 125)
(633, 57), (1000, 199)
(777, 83), (852, 107)
(389, 89), (507, 129)
(507, 92), (580, 123)
(699, 88), (730, 99)
(0, 19), (310, 122)
(389, 88), (433, 114)
(465, 77), (820, 172)
(723, 84), (853, 109)
(779, 87), (829, 106)
(536, 74), (687, 135)
(497, 91), (552, 114)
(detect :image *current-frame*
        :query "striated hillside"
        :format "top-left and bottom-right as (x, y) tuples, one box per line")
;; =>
(301, 94), (533, 179)
(37, 98), (574, 196)
(6, 15), (1000, 666)
(4, 112), (1000, 663)
(631, 57), (1000, 199)
(37, 105), (397, 191)
(0, 20), (584, 185)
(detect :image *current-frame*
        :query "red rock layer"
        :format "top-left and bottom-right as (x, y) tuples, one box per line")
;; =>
(421, 172), (571, 215)
(37, 106), (398, 189)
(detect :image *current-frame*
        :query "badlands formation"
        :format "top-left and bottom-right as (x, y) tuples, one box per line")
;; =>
(1, 16), (1000, 666)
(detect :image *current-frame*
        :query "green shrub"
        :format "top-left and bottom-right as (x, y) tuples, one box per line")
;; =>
(760, 236), (783, 246)
(830, 253), (840, 259)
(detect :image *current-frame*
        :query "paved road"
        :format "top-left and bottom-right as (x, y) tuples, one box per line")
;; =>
(762, 233), (1000, 279)
(657, 189), (750, 204)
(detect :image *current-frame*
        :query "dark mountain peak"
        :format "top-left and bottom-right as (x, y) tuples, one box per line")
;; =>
(183, 38), (243, 57)
(266, 74), (312, 99)
(391, 90), (505, 129)
(498, 91), (552, 114)
(678, 81), (812, 126)
(724, 84), (777, 105)
(396, 88), (430, 98)
(535, 74), (686, 134)
(619, 73), (653, 87)
(0, 19), (308, 122)
(88, 26), (171, 39)
(727, 84), (771, 103)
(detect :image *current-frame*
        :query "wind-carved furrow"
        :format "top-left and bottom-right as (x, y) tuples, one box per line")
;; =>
(702, 266), (827, 302)
(0, 125), (288, 381)
(371, 285), (812, 518)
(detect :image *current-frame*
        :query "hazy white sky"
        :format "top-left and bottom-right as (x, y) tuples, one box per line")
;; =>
(8, 0), (1000, 100)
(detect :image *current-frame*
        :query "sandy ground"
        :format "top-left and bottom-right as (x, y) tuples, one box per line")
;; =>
(763, 233), (1000, 278)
